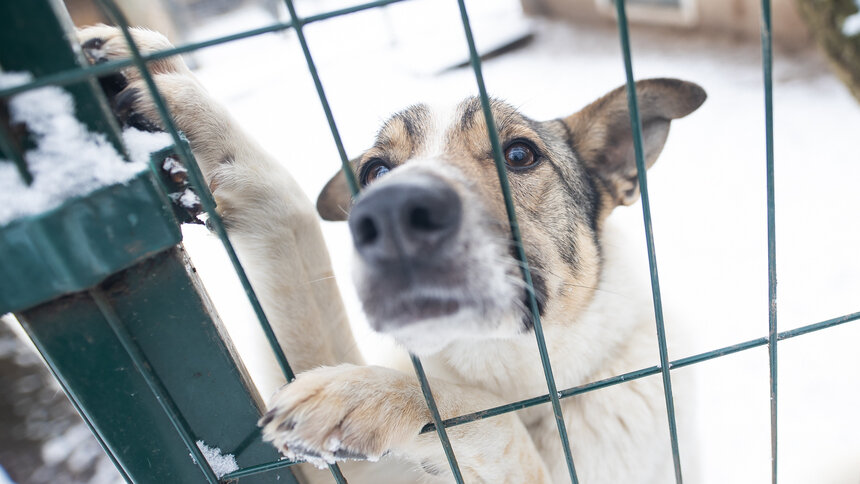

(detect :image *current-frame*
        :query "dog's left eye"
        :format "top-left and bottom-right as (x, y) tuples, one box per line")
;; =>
(361, 159), (391, 186)
(504, 142), (537, 170)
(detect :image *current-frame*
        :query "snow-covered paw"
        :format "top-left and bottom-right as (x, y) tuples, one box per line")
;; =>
(259, 364), (429, 468)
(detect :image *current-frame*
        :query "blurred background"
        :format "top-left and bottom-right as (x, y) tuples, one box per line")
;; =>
(2, 0), (859, 483)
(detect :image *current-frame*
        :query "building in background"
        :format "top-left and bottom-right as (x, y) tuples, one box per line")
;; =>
(520, 0), (812, 49)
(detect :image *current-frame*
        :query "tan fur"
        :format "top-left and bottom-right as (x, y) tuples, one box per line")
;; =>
(76, 26), (363, 375)
(79, 26), (705, 484)
(564, 79), (706, 211)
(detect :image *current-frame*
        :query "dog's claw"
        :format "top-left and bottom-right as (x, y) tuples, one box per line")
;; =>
(258, 409), (276, 427)
(78, 27), (171, 133)
(113, 88), (160, 131)
(332, 448), (368, 461)
(81, 37), (107, 64)
(114, 88), (139, 116)
(258, 366), (422, 467)
(81, 37), (104, 50)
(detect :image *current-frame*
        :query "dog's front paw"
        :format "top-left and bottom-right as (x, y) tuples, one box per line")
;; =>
(77, 25), (185, 79)
(77, 25), (194, 133)
(259, 364), (429, 468)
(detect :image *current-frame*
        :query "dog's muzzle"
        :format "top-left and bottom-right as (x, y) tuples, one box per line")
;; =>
(348, 174), (462, 267)
(348, 172), (523, 351)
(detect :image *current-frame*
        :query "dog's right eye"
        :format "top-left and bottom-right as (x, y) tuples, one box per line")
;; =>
(504, 141), (539, 171)
(361, 159), (391, 186)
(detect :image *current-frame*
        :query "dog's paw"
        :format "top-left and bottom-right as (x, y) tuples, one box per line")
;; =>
(259, 364), (430, 468)
(77, 25), (193, 133)
(77, 25), (184, 78)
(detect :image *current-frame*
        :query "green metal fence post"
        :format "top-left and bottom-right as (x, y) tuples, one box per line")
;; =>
(16, 246), (300, 483)
(1, 2), (300, 481)
(91, 0), (302, 386)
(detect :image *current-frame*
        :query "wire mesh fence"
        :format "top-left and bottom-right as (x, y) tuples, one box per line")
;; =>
(1, 0), (859, 483)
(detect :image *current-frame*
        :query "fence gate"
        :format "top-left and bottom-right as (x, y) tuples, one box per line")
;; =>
(1, 0), (858, 483)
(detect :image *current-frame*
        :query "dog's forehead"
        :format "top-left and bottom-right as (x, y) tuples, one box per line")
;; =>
(375, 98), (527, 160)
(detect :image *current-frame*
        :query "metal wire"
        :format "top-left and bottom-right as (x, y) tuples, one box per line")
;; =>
(92, 1), (349, 481)
(759, 0), (778, 482)
(419, 310), (860, 434)
(220, 457), (303, 480)
(92, 0), (300, 383)
(0, 0), (417, 101)
(6, 0), (858, 482)
(0, 22), (292, 99)
(410, 354), (466, 483)
(613, 1), (683, 481)
(455, 0), (580, 482)
(281, 0), (360, 197)
(184, 308), (860, 481)
(278, 1), (470, 481)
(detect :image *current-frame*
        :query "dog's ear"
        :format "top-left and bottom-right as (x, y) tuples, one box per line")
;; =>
(564, 78), (706, 207)
(317, 162), (359, 221)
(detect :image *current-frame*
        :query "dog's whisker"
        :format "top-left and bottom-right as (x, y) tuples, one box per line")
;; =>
(557, 282), (629, 299)
(303, 275), (338, 286)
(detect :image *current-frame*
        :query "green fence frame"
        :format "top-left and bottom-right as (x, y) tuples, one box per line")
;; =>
(1, 0), (859, 483)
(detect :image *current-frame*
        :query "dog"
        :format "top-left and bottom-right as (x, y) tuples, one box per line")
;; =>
(78, 25), (706, 484)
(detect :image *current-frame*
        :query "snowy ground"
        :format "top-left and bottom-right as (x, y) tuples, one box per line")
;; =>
(171, 1), (860, 483)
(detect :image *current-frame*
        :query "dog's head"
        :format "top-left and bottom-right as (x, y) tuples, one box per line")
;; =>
(317, 79), (705, 355)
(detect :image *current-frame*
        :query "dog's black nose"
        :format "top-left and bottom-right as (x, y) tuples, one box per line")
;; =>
(348, 175), (462, 265)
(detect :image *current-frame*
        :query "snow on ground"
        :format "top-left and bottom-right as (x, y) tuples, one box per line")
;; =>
(177, 1), (860, 482)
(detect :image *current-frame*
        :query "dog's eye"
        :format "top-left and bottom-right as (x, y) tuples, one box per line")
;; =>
(504, 142), (537, 170)
(361, 159), (391, 186)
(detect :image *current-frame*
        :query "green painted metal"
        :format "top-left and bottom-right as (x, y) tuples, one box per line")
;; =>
(22, 317), (135, 483)
(419, 310), (860, 434)
(0, 0), (125, 156)
(0, 167), (180, 314)
(410, 354), (465, 483)
(759, 0), (778, 482)
(304, 0), (411, 23)
(3, 0), (860, 482)
(221, 458), (302, 480)
(94, 0), (346, 480)
(0, 0), (415, 101)
(89, 286), (221, 484)
(2, 1), (301, 481)
(455, 0), (580, 482)
(613, 1), (683, 482)
(91, 0), (300, 386)
(273, 0), (464, 480)
(0, 22), (293, 100)
(281, 0), (360, 198)
(17, 247), (300, 484)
